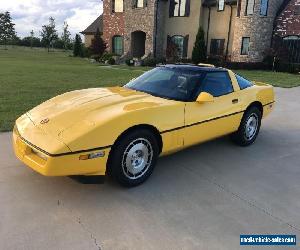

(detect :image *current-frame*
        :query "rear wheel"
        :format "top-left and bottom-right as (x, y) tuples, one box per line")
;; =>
(231, 106), (262, 146)
(109, 129), (159, 187)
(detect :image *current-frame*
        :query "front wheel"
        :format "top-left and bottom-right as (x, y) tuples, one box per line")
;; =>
(109, 129), (159, 187)
(231, 106), (262, 146)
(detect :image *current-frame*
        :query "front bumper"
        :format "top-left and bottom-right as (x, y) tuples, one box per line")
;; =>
(13, 128), (110, 176)
(263, 101), (275, 118)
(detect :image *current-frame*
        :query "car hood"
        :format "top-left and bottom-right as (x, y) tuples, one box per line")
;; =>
(27, 87), (154, 138)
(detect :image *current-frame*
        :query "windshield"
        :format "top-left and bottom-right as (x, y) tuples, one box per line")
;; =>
(124, 67), (203, 101)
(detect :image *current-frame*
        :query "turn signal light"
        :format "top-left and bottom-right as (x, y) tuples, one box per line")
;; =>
(79, 151), (105, 160)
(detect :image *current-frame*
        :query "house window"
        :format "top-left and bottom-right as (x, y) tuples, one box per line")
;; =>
(133, 0), (147, 8)
(112, 0), (124, 13)
(241, 37), (250, 55)
(112, 36), (123, 55)
(260, 0), (268, 16)
(171, 35), (185, 57)
(245, 0), (255, 15)
(210, 39), (225, 55)
(218, 0), (225, 11)
(169, 0), (190, 17)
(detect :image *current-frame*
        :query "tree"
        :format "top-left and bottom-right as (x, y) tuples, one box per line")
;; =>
(61, 21), (71, 51)
(0, 11), (16, 49)
(192, 26), (207, 64)
(40, 17), (58, 52)
(19, 36), (42, 47)
(73, 34), (83, 57)
(30, 30), (34, 49)
(90, 28), (107, 57)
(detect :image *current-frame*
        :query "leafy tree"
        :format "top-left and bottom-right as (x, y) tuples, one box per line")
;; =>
(73, 34), (83, 57)
(61, 21), (71, 51)
(90, 28), (107, 57)
(30, 30), (34, 49)
(192, 26), (207, 64)
(53, 38), (64, 49)
(40, 17), (58, 52)
(0, 11), (16, 49)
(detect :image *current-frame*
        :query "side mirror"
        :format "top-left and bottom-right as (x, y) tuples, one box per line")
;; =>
(196, 92), (214, 103)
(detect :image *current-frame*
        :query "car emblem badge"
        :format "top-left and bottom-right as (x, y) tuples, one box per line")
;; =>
(40, 118), (49, 124)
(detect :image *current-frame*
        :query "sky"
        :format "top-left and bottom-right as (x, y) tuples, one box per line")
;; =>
(0, 0), (103, 38)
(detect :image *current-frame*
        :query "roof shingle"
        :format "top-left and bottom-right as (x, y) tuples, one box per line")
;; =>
(81, 15), (103, 35)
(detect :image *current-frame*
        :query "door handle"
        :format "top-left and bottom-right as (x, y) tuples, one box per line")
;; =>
(232, 99), (239, 104)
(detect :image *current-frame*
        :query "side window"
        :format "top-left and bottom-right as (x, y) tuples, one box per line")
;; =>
(218, 0), (225, 11)
(241, 37), (250, 55)
(235, 74), (253, 90)
(169, 0), (190, 17)
(260, 0), (268, 16)
(200, 72), (233, 97)
(245, 0), (255, 15)
(133, 0), (147, 8)
(112, 35), (123, 55)
(112, 0), (124, 13)
(210, 39), (225, 56)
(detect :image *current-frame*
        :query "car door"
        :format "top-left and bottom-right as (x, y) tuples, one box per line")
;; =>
(184, 71), (243, 147)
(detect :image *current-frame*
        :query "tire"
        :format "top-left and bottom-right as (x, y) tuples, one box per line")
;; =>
(109, 129), (159, 187)
(230, 106), (262, 146)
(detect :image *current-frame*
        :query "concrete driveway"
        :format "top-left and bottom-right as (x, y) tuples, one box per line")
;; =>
(1, 87), (300, 250)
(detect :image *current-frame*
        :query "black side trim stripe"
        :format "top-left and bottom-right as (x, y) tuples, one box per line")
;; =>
(19, 102), (275, 156)
(160, 110), (245, 134)
(20, 136), (111, 158)
(263, 101), (275, 107)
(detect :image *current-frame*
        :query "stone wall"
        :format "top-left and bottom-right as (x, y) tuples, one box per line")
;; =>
(123, 0), (156, 58)
(155, 0), (168, 58)
(274, 0), (300, 37)
(83, 34), (94, 47)
(202, 6), (237, 60)
(231, 0), (284, 62)
(103, 0), (125, 53)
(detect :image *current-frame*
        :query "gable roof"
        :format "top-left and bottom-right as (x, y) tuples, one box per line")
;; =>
(81, 15), (103, 35)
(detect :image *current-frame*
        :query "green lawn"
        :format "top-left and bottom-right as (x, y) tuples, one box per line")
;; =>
(235, 70), (300, 88)
(0, 46), (299, 132)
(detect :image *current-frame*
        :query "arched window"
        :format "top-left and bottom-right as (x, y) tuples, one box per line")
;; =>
(283, 36), (300, 41)
(112, 0), (124, 13)
(171, 35), (184, 58)
(112, 35), (124, 55)
(282, 36), (300, 62)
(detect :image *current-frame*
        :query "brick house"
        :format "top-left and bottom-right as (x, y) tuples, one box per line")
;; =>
(86, 0), (299, 63)
(273, 0), (300, 62)
(81, 15), (103, 47)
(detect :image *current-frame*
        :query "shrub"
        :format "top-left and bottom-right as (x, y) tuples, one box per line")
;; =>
(90, 54), (101, 62)
(179, 58), (193, 64)
(125, 58), (134, 66)
(192, 26), (207, 64)
(142, 58), (157, 67)
(108, 57), (115, 65)
(81, 46), (91, 58)
(100, 53), (115, 62)
(90, 28), (107, 57)
(207, 55), (225, 67)
(224, 62), (272, 70)
(275, 63), (300, 74)
(73, 34), (83, 57)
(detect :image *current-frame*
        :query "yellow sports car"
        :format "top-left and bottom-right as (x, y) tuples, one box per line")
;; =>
(13, 65), (275, 186)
